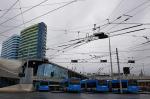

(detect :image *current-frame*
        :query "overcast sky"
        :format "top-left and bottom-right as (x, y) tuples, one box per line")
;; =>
(0, 0), (150, 75)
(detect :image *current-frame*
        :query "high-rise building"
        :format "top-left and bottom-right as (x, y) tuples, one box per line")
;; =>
(1, 35), (20, 59)
(18, 22), (47, 59)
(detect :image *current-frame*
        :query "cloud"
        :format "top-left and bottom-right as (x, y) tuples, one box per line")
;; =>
(0, 0), (150, 75)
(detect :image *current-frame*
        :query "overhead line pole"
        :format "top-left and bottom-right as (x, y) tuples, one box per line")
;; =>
(108, 34), (113, 79)
(116, 48), (123, 94)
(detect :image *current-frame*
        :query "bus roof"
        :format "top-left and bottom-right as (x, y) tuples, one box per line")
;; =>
(111, 80), (128, 83)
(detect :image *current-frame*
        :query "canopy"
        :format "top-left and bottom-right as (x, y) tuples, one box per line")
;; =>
(0, 58), (22, 74)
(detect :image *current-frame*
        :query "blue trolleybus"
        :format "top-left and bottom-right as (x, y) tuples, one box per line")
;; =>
(111, 80), (128, 93)
(111, 80), (139, 93)
(81, 79), (97, 92)
(61, 78), (81, 92)
(81, 79), (109, 92)
(35, 80), (50, 91)
(127, 80), (139, 93)
(96, 80), (109, 92)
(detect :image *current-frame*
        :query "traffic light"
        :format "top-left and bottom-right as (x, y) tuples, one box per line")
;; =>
(100, 59), (107, 63)
(123, 67), (130, 74)
(128, 60), (135, 63)
(94, 32), (108, 39)
(71, 60), (78, 63)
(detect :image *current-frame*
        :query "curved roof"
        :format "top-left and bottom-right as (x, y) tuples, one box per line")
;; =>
(0, 58), (22, 75)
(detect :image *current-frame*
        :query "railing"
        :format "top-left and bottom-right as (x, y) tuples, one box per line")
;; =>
(94, 75), (150, 80)
(32, 76), (63, 82)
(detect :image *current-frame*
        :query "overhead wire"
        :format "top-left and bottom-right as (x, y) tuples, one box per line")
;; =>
(0, 0), (146, 42)
(46, 1), (150, 73)
(67, 0), (125, 31)
(61, 0), (150, 37)
(1, 0), (150, 62)
(107, 0), (125, 19)
(122, 34), (150, 50)
(107, 24), (143, 34)
(0, 0), (49, 26)
(99, 0), (150, 51)
(46, 0), (126, 34)
(90, 0), (125, 32)
(0, 1), (75, 12)
(46, 16), (124, 49)
(123, 0), (150, 14)
(135, 55), (150, 61)
(101, 0), (150, 32)
(46, 47), (150, 61)
(1, 0), (148, 36)
(18, 0), (26, 28)
(50, 48), (150, 62)
(48, 26), (146, 51)
(46, 24), (147, 59)
(47, 25), (148, 60)
(52, 0), (150, 37)
(110, 28), (146, 37)
(110, 22), (150, 25)
(0, 0), (80, 36)
(47, 0), (124, 34)
(46, 27), (147, 59)
(0, 0), (19, 20)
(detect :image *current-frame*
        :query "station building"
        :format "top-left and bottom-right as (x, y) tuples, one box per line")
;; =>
(21, 59), (88, 80)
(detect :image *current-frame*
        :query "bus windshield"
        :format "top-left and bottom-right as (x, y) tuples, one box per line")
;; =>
(40, 81), (49, 86)
(87, 81), (96, 88)
(62, 81), (69, 87)
(128, 80), (137, 86)
(97, 80), (107, 86)
(112, 81), (127, 88)
(112, 83), (120, 88)
(122, 82), (128, 88)
(70, 79), (80, 85)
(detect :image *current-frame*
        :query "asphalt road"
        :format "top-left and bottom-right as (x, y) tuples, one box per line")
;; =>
(0, 92), (150, 99)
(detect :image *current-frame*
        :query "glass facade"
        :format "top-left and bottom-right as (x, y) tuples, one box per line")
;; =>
(37, 63), (68, 79)
(18, 22), (47, 59)
(1, 35), (20, 59)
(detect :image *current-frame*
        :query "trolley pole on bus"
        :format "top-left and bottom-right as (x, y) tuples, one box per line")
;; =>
(116, 48), (123, 94)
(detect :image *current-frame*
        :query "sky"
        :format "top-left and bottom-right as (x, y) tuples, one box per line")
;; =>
(0, 0), (150, 75)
